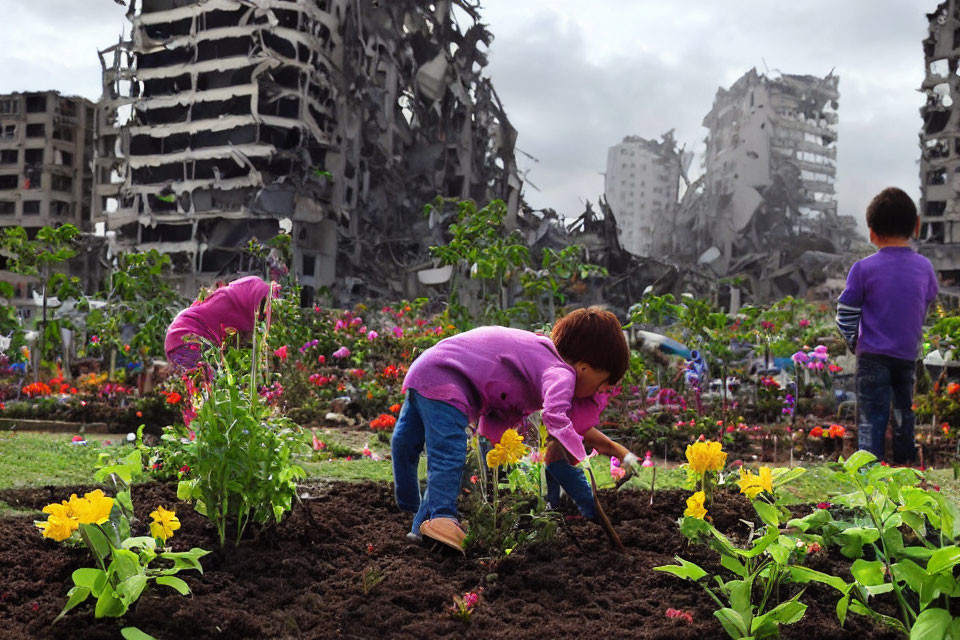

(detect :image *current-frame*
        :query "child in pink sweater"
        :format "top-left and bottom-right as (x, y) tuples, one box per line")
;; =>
(164, 276), (271, 369)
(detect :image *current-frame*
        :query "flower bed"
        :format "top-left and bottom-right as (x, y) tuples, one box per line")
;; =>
(0, 481), (899, 640)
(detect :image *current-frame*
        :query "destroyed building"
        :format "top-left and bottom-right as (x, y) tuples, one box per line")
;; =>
(920, 1), (960, 290)
(683, 68), (858, 301)
(95, 0), (522, 305)
(0, 91), (97, 315)
(603, 132), (691, 257)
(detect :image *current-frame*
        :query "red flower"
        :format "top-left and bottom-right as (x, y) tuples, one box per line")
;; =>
(726, 425), (735, 433)
(72, 435), (84, 443)
(152, 462), (162, 470)
(390, 403), (402, 414)
(948, 382), (960, 396)
(136, 411), (143, 418)
(179, 465), (190, 474)
(828, 424), (846, 439)
(274, 345), (289, 361)
(366, 543), (374, 554)
(810, 426), (824, 438)
(665, 608), (693, 624)
(0, 402), (4, 411)
(828, 364), (843, 373)
(470, 475), (478, 484)
(807, 542), (822, 553)
(317, 355), (325, 365)
(370, 414), (397, 430)
(166, 392), (182, 405)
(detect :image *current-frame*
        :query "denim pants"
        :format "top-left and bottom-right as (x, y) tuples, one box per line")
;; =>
(391, 390), (468, 535)
(856, 353), (916, 464)
(545, 460), (597, 520)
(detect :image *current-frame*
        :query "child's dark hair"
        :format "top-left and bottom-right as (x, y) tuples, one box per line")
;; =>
(866, 187), (917, 238)
(551, 307), (629, 384)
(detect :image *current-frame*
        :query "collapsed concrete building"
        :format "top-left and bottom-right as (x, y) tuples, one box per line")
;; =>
(680, 68), (860, 301)
(603, 131), (691, 257)
(920, 1), (960, 290)
(95, 0), (522, 305)
(0, 91), (101, 315)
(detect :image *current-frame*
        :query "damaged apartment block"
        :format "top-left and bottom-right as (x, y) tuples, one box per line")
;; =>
(920, 1), (960, 291)
(95, 0), (522, 304)
(681, 68), (857, 301)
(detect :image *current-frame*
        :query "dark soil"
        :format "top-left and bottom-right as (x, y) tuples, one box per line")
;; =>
(0, 483), (902, 640)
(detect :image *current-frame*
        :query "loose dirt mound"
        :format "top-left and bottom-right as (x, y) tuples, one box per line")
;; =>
(0, 483), (899, 639)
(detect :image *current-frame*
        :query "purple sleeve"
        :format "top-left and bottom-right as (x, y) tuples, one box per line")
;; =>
(838, 262), (863, 307)
(928, 265), (939, 307)
(569, 392), (611, 436)
(540, 366), (587, 462)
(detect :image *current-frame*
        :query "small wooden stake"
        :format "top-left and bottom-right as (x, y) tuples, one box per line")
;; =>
(649, 466), (657, 507)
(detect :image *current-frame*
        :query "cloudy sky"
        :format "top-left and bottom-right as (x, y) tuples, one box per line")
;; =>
(0, 0), (931, 227)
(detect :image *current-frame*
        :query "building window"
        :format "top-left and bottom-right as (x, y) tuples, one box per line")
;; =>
(24, 148), (42, 164)
(302, 254), (316, 276)
(0, 150), (16, 164)
(0, 99), (18, 115)
(0, 175), (17, 190)
(22, 201), (40, 215)
(51, 174), (73, 192)
(53, 125), (74, 142)
(1, 124), (16, 140)
(26, 123), (44, 138)
(0, 201), (14, 215)
(50, 200), (71, 217)
(25, 95), (47, 113)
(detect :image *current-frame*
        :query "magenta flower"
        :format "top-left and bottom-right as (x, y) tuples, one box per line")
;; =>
(334, 320), (346, 331)
(392, 326), (403, 338)
(791, 351), (809, 364)
(799, 319), (810, 328)
(274, 345), (288, 361)
(90, 335), (99, 344)
(332, 346), (351, 359)
(317, 354), (326, 364)
(367, 330), (379, 341)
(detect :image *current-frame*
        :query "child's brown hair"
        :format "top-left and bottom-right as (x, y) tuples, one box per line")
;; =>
(866, 187), (917, 238)
(551, 307), (629, 384)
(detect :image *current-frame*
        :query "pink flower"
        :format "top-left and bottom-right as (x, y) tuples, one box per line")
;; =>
(463, 592), (479, 609)
(90, 335), (100, 344)
(816, 502), (832, 509)
(642, 451), (654, 467)
(610, 459), (626, 481)
(312, 430), (326, 451)
(470, 475), (478, 484)
(799, 319), (810, 328)
(367, 330), (379, 341)
(274, 345), (288, 361)
(392, 326), (403, 338)
(363, 444), (373, 458)
(317, 355), (326, 365)
(334, 320), (346, 331)
(332, 347), (351, 359)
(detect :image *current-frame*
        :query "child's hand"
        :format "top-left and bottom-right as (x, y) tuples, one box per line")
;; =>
(620, 451), (640, 472)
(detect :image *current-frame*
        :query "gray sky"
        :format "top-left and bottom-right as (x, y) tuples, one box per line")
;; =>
(0, 0), (930, 227)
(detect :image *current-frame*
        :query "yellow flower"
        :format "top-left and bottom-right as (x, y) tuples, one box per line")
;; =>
(685, 440), (727, 474)
(149, 506), (181, 542)
(71, 489), (115, 525)
(684, 491), (707, 519)
(36, 502), (79, 541)
(737, 467), (774, 499)
(485, 429), (530, 468)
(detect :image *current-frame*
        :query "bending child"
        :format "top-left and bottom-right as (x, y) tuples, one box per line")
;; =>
(836, 187), (938, 464)
(164, 275), (271, 370)
(392, 307), (638, 550)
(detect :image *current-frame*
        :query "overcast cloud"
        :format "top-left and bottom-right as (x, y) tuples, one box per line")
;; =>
(0, 0), (931, 229)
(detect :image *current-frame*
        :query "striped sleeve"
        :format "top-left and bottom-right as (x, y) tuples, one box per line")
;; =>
(836, 302), (861, 351)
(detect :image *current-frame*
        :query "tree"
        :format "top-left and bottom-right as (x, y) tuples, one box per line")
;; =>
(0, 225), (81, 380)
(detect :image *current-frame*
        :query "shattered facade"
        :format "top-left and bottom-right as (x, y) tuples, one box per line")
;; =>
(920, 1), (960, 287)
(603, 132), (690, 257)
(687, 68), (857, 300)
(96, 0), (521, 304)
(0, 91), (96, 313)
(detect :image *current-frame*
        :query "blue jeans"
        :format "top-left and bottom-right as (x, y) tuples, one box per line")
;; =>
(391, 390), (468, 535)
(545, 460), (597, 520)
(856, 353), (916, 464)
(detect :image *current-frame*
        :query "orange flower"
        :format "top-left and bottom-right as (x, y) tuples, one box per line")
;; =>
(810, 426), (824, 438)
(948, 383), (960, 396)
(944, 422), (952, 436)
(370, 414), (397, 430)
(828, 424), (846, 439)
(389, 403), (402, 414)
(165, 392), (182, 404)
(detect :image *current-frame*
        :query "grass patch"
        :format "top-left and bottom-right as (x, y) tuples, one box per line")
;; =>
(0, 432), (115, 489)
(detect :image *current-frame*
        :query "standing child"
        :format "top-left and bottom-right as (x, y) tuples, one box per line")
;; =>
(165, 275), (271, 370)
(392, 307), (639, 550)
(836, 187), (938, 464)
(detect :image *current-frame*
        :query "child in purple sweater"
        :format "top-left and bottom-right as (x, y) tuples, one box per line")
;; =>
(836, 187), (938, 463)
(393, 307), (638, 550)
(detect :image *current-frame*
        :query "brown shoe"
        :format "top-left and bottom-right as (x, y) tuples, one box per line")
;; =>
(419, 517), (466, 552)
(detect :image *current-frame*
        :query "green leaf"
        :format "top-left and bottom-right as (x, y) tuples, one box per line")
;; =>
(837, 592), (851, 627)
(928, 546), (960, 575)
(108, 548), (142, 583)
(789, 565), (849, 593)
(843, 450), (877, 473)
(714, 608), (750, 639)
(72, 568), (107, 593)
(786, 509), (832, 533)
(80, 524), (112, 568)
(94, 584), (126, 618)
(910, 608), (953, 640)
(892, 559), (929, 596)
(721, 554), (748, 578)
(653, 556), (708, 582)
(116, 574), (147, 606)
(155, 576), (191, 595)
(839, 527), (880, 559)
(752, 596), (807, 635)
(121, 627), (158, 640)
(53, 586), (91, 622)
(851, 559), (886, 587)
(121, 537), (157, 552)
(753, 501), (779, 527)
